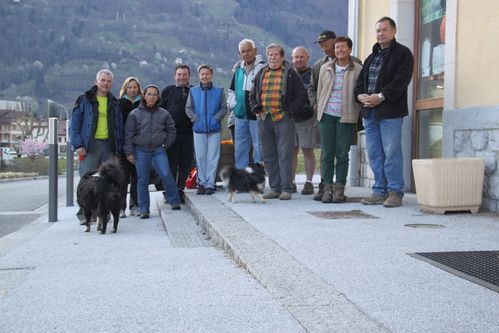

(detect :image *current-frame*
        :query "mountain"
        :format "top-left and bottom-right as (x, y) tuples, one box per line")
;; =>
(0, 0), (348, 111)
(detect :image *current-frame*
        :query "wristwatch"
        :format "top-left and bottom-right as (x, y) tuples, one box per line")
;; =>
(378, 93), (385, 102)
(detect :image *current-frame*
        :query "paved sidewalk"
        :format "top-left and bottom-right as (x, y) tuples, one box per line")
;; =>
(183, 176), (499, 333)
(0, 191), (302, 332)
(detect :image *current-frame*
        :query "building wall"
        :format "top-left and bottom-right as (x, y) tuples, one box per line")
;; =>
(357, 0), (390, 61)
(455, 0), (499, 108)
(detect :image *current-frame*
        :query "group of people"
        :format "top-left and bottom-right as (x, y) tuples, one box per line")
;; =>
(69, 63), (227, 220)
(69, 15), (414, 221)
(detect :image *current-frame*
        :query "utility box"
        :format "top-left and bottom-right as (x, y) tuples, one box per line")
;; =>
(412, 158), (485, 214)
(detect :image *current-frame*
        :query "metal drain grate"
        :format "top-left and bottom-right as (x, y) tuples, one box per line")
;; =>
(409, 251), (499, 292)
(307, 210), (378, 219)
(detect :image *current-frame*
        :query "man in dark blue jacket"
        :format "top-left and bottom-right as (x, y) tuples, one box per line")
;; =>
(69, 69), (124, 221)
(355, 17), (414, 208)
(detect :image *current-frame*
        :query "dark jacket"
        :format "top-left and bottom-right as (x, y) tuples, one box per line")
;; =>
(249, 61), (307, 121)
(123, 103), (176, 155)
(69, 85), (123, 155)
(160, 85), (193, 134)
(120, 96), (141, 125)
(354, 39), (414, 119)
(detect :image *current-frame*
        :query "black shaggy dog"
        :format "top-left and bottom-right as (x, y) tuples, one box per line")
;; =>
(77, 158), (124, 234)
(219, 163), (266, 203)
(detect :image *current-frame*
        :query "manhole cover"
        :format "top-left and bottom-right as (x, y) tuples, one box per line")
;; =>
(307, 210), (378, 219)
(409, 251), (499, 292)
(405, 223), (445, 229)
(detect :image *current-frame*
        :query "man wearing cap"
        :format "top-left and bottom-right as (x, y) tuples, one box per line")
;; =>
(308, 30), (336, 201)
(355, 16), (414, 208)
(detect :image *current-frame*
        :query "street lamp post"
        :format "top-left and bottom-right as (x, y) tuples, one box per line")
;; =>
(47, 99), (73, 207)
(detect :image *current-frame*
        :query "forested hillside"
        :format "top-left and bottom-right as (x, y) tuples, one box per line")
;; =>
(0, 0), (347, 108)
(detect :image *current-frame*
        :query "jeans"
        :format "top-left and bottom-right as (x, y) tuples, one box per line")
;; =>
(135, 147), (180, 213)
(259, 114), (295, 193)
(234, 117), (262, 169)
(363, 110), (404, 196)
(193, 132), (221, 189)
(319, 114), (354, 185)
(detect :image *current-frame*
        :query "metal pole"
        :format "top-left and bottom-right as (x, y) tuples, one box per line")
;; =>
(48, 118), (58, 222)
(66, 119), (74, 206)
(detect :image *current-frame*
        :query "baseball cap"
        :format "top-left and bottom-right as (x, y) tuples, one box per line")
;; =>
(315, 30), (336, 43)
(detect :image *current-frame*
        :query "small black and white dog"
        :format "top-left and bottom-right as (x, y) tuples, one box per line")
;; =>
(219, 163), (266, 203)
(77, 158), (124, 234)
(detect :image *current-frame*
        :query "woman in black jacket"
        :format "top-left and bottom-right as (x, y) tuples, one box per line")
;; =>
(118, 77), (142, 217)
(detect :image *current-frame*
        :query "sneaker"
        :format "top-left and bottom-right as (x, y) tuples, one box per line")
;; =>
(139, 212), (150, 219)
(171, 203), (181, 210)
(301, 181), (314, 195)
(262, 191), (281, 199)
(279, 192), (292, 200)
(321, 184), (334, 203)
(383, 191), (402, 208)
(196, 185), (206, 195)
(130, 208), (140, 217)
(206, 187), (215, 195)
(361, 194), (387, 205)
(313, 182), (324, 201)
(291, 182), (297, 193)
(120, 210), (126, 218)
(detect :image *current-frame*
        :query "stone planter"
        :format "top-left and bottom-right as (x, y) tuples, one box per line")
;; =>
(412, 158), (485, 214)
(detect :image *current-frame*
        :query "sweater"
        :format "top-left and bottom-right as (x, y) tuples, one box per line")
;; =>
(160, 84), (193, 134)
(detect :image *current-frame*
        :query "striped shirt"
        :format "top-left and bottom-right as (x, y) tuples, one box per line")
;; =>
(325, 64), (347, 117)
(260, 66), (284, 122)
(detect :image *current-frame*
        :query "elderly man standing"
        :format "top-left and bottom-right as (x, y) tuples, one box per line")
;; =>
(69, 69), (124, 222)
(291, 46), (317, 195)
(250, 44), (307, 200)
(227, 39), (266, 169)
(355, 16), (414, 207)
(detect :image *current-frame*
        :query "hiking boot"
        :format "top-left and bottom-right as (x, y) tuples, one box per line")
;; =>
(196, 185), (206, 195)
(129, 208), (140, 216)
(263, 191), (280, 199)
(332, 183), (347, 203)
(206, 187), (215, 195)
(301, 181), (314, 195)
(279, 192), (292, 200)
(291, 182), (297, 193)
(361, 194), (387, 205)
(171, 203), (181, 210)
(383, 191), (402, 208)
(321, 184), (334, 203)
(313, 182), (324, 201)
(139, 212), (150, 219)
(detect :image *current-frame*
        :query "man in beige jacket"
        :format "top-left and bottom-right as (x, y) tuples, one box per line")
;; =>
(316, 36), (362, 203)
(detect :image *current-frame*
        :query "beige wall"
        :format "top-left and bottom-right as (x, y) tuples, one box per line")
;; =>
(455, 0), (499, 108)
(357, 0), (390, 61)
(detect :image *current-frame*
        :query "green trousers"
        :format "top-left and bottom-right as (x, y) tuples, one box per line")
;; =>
(319, 114), (355, 185)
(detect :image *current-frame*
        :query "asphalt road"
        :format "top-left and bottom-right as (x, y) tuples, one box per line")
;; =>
(0, 176), (70, 238)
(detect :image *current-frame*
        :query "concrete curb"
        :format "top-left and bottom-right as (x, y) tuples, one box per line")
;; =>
(184, 193), (390, 332)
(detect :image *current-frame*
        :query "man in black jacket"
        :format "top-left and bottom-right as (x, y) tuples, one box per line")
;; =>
(355, 16), (414, 208)
(160, 64), (193, 203)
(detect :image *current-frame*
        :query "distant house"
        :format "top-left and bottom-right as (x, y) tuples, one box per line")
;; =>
(0, 109), (48, 151)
